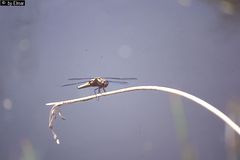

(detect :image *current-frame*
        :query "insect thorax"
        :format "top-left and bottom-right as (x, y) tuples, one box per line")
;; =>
(96, 77), (108, 87)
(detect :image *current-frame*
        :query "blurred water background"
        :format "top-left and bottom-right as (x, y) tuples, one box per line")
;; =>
(1, 0), (240, 159)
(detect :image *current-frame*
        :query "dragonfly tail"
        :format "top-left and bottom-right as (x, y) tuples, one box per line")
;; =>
(77, 82), (91, 89)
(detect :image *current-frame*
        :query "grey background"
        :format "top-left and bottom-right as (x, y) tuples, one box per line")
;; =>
(1, 0), (240, 160)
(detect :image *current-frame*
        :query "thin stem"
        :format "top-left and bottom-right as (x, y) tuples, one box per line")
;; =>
(46, 85), (240, 144)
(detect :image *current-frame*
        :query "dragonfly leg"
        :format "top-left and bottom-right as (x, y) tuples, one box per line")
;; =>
(103, 87), (106, 92)
(94, 88), (100, 101)
(98, 87), (101, 94)
(94, 88), (98, 95)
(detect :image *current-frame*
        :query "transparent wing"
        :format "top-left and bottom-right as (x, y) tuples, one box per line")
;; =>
(68, 78), (93, 80)
(104, 77), (137, 80)
(61, 81), (89, 87)
(68, 77), (137, 80)
(108, 80), (128, 84)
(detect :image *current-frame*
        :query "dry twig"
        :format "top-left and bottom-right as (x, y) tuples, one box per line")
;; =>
(46, 85), (240, 144)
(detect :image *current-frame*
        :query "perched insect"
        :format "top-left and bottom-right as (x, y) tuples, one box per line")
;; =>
(62, 77), (137, 94)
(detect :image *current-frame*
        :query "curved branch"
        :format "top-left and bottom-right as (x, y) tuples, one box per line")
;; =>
(46, 85), (240, 144)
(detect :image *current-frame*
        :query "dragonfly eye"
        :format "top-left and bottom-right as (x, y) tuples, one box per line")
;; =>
(104, 81), (109, 86)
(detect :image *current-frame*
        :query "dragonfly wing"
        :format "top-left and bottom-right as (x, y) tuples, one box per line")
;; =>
(103, 77), (137, 80)
(68, 77), (137, 80)
(62, 81), (89, 87)
(68, 78), (94, 80)
(108, 80), (128, 84)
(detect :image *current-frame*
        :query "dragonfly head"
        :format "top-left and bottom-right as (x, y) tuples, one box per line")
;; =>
(103, 80), (109, 87)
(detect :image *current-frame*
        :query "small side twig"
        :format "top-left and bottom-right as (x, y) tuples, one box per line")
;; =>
(46, 85), (240, 144)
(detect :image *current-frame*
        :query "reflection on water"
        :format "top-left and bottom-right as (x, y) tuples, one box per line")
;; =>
(225, 99), (240, 160)
(3, 98), (13, 111)
(169, 95), (197, 160)
(20, 139), (38, 160)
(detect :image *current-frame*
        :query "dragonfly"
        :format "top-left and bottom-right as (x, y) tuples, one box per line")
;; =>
(62, 77), (137, 94)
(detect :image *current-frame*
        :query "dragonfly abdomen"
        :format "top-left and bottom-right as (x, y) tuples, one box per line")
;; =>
(77, 82), (91, 89)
